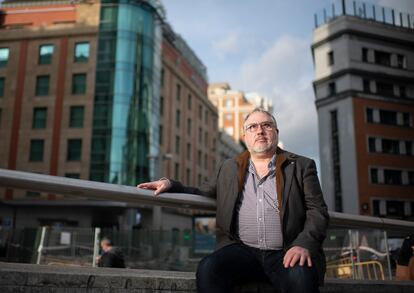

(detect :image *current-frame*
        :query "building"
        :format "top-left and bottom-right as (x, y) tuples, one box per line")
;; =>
(217, 130), (244, 163)
(208, 82), (273, 144)
(312, 1), (414, 219)
(160, 25), (218, 186)
(0, 0), (216, 229)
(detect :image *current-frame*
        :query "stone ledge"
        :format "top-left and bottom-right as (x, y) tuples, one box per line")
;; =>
(1, 262), (413, 293)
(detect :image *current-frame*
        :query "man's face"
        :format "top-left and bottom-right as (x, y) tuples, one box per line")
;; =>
(243, 112), (278, 155)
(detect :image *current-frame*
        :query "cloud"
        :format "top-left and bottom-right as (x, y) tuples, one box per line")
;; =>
(212, 31), (241, 58)
(376, 0), (414, 13)
(235, 35), (319, 160)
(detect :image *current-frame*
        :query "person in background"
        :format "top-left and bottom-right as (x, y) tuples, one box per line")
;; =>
(138, 108), (329, 293)
(396, 235), (414, 281)
(96, 237), (126, 268)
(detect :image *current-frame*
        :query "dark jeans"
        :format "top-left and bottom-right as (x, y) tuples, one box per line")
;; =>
(196, 243), (320, 293)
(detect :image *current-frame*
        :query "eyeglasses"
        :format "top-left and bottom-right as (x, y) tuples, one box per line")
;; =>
(245, 121), (275, 132)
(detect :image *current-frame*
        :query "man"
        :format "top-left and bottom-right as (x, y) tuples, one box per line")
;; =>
(396, 235), (414, 281)
(96, 237), (126, 268)
(138, 108), (329, 292)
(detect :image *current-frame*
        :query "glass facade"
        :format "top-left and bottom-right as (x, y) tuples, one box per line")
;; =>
(90, 0), (164, 185)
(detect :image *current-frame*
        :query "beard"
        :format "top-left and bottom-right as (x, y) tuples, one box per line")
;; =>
(248, 136), (278, 154)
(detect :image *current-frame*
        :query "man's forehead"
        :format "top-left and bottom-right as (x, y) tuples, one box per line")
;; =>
(245, 112), (272, 124)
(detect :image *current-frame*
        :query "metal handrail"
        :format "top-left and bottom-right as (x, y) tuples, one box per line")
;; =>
(0, 168), (413, 233)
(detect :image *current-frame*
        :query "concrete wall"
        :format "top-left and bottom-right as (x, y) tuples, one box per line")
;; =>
(1, 262), (413, 293)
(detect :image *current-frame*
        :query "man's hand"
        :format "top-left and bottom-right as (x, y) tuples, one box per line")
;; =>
(137, 179), (171, 196)
(283, 246), (312, 268)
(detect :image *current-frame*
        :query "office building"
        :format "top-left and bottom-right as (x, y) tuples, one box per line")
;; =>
(312, 1), (414, 219)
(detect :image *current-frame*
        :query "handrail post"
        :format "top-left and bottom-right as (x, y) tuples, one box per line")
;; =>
(383, 231), (392, 280)
(92, 227), (101, 267)
(36, 226), (47, 265)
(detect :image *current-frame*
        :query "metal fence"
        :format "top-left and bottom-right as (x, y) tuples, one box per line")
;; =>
(1, 168), (413, 280)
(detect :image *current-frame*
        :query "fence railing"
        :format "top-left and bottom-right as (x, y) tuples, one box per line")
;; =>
(1, 168), (413, 280)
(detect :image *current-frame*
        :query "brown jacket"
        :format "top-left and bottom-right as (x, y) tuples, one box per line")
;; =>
(170, 147), (329, 284)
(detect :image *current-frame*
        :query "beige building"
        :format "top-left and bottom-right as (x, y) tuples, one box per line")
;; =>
(208, 83), (273, 144)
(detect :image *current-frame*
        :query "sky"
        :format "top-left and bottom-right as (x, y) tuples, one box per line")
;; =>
(161, 0), (414, 163)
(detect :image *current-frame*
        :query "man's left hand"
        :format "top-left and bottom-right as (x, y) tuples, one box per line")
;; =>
(283, 246), (312, 268)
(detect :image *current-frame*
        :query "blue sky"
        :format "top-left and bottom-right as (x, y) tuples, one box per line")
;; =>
(161, 0), (414, 162)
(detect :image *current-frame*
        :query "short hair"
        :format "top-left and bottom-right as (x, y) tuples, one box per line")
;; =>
(100, 237), (113, 246)
(243, 108), (278, 130)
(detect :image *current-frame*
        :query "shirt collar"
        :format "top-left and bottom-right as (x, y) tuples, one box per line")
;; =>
(248, 154), (277, 174)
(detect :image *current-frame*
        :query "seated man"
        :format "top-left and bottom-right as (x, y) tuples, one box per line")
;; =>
(138, 108), (329, 293)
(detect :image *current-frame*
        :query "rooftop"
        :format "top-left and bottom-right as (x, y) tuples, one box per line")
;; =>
(314, 0), (414, 30)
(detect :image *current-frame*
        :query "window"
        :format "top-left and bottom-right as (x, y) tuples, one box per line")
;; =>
(72, 73), (86, 95)
(69, 106), (84, 128)
(65, 173), (80, 179)
(225, 113), (232, 121)
(160, 96), (164, 116)
(362, 47), (368, 62)
(370, 168), (378, 183)
(32, 107), (47, 129)
(186, 168), (191, 185)
(187, 143), (191, 160)
(199, 105), (203, 120)
(376, 81), (394, 96)
(0, 77), (4, 97)
(225, 99), (232, 108)
(403, 113), (410, 127)
(327, 51), (334, 65)
(38, 44), (54, 65)
(379, 110), (397, 125)
(197, 150), (202, 166)
(363, 79), (370, 93)
(366, 108), (373, 123)
(374, 50), (391, 66)
(0, 108), (2, 127)
(175, 135), (180, 155)
(204, 132), (208, 148)
(198, 127), (202, 143)
(176, 109), (180, 128)
(74, 42), (90, 62)
(382, 139), (399, 154)
(205, 109), (209, 124)
(187, 94), (192, 110)
(176, 84), (181, 100)
(35, 75), (50, 96)
(368, 137), (376, 152)
(187, 118), (192, 136)
(397, 54), (406, 69)
(67, 139), (82, 161)
(399, 86), (406, 98)
(386, 201), (405, 218)
(384, 169), (402, 185)
(328, 82), (336, 96)
(174, 163), (179, 180)
(0, 48), (9, 68)
(159, 125), (163, 145)
(204, 154), (208, 169)
(406, 141), (412, 155)
(409, 171), (414, 185)
(29, 139), (44, 161)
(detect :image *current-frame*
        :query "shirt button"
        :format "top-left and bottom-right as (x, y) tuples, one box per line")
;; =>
(259, 217), (262, 221)
(259, 198), (262, 202)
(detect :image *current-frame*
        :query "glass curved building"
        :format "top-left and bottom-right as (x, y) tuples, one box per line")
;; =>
(90, 0), (165, 185)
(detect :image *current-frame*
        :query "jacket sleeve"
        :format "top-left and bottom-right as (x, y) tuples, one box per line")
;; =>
(290, 159), (330, 255)
(167, 160), (225, 199)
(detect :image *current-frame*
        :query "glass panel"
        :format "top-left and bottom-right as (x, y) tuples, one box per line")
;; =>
(74, 42), (90, 62)
(39, 44), (54, 65)
(32, 107), (47, 129)
(35, 75), (50, 96)
(29, 139), (44, 161)
(0, 48), (9, 68)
